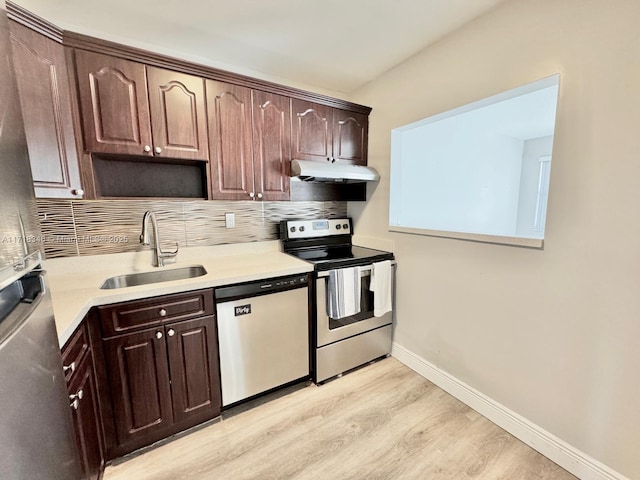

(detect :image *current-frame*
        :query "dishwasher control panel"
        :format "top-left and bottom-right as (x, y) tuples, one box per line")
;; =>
(272, 276), (307, 288)
(215, 274), (309, 302)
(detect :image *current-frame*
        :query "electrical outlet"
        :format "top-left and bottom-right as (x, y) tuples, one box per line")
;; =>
(225, 212), (235, 228)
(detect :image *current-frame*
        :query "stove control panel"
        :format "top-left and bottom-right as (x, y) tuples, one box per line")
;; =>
(282, 218), (352, 239)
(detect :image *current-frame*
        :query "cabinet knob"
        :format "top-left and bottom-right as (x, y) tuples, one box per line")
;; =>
(63, 361), (76, 374)
(156, 331), (163, 339)
(144, 145), (152, 153)
(71, 189), (84, 197)
(249, 192), (255, 199)
(154, 146), (162, 154)
(69, 389), (83, 402)
(167, 329), (175, 337)
(71, 398), (80, 410)
(257, 192), (263, 199)
(159, 308), (167, 317)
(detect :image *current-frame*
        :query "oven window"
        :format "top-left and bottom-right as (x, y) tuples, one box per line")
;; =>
(328, 274), (374, 329)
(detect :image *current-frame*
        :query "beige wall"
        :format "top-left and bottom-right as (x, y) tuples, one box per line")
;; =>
(349, 0), (640, 477)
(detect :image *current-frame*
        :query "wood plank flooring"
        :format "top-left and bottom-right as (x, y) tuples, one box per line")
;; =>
(103, 358), (577, 480)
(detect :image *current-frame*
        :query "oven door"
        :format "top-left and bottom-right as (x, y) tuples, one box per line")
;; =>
(316, 263), (395, 347)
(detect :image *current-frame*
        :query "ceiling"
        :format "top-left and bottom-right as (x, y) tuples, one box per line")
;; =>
(13, 0), (508, 95)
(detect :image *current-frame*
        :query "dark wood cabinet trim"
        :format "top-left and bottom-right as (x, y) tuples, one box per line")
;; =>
(6, 1), (370, 116)
(5, 0), (62, 42)
(63, 31), (370, 114)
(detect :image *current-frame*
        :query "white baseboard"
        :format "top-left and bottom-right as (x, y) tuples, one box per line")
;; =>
(391, 342), (629, 480)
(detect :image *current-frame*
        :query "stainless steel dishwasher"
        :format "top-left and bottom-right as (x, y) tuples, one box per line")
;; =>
(215, 274), (310, 406)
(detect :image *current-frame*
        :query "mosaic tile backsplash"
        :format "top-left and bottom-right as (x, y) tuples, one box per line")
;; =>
(37, 199), (347, 259)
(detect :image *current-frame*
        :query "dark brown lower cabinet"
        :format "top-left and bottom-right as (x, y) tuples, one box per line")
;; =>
(102, 326), (174, 448)
(62, 322), (105, 480)
(167, 317), (222, 424)
(69, 354), (105, 480)
(101, 315), (221, 456)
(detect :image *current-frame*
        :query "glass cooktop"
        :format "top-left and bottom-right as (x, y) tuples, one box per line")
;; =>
(287, 245), (394, 271)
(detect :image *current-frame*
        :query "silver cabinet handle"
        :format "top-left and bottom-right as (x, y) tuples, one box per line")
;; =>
(249, 192), (255, 199)
(63, 361), (76, 374)
(71, 398), (80, 410)
(144, 145), (152, 153)
(156, 331), (163, 339)
(159, 309), (167, 317)
(167, 329), (175, 337)
(71, 188), (84, 197)
(154, 146), (162, 154)
(257, 193), (263, 199)
(69, 389), (83, 402)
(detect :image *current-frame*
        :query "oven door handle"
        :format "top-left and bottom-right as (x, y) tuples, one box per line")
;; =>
(317, 261), (396, 278)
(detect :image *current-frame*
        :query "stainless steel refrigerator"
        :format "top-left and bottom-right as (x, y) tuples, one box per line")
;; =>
(0, 1), (83, 478)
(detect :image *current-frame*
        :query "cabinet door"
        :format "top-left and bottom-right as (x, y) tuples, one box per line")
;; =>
(147, 66), (208, 161)
(206, 80), (254, 200)
(166, 316), (221, 424)
(252, 90), (291, 201)
(291, 99), (333, 162)
(75, 50), (152, 156)
(102, 327), (173, 447)
(68, 354), (104, 480)
(9, 22), (84, 198)
(333, 109), (368, 165)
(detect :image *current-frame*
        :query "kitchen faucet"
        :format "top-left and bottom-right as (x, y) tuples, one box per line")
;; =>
(139, 211), (178, 267)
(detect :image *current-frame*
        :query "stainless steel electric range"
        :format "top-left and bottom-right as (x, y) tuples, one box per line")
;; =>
(280, 218), (396, 383)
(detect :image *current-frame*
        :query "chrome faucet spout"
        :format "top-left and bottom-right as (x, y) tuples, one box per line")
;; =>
(139, 211), (178, 267)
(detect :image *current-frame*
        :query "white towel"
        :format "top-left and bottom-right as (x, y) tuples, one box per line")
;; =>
(327, 267), (361, 319)
(369, 260), (393, 317)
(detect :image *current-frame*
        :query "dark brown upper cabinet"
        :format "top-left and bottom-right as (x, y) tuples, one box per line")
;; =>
(332, 108), (368, 165)
(292, 99), (368, 166)
(291, 99), (332, 163)
(146, 66), (208, 161)
(207, 81), (291, 201)
(75, 50), (208, 161)
(251, 90), (291, 201)
(207, 81), (253, 200)
(9, 21), (85, 198)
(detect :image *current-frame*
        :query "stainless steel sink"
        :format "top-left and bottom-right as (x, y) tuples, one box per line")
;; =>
(100, 265), (207, 289)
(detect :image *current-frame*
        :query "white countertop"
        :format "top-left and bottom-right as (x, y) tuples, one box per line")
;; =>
(45, 241), (313, 346)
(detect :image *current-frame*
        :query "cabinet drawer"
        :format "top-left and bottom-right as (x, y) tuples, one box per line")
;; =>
(99, 289), (214, 337)
(61, 323), (90, 383)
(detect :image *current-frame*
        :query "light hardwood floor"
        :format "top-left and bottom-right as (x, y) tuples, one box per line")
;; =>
(103, 358), (577, 480)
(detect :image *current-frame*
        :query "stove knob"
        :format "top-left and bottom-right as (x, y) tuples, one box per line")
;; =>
(290, 226), (296, 233)
(299, 226), (305, 232)
(336, 224), (342, 230)
(343, 223), (349, 230)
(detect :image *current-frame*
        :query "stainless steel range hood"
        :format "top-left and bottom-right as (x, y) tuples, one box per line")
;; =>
(291, 159), (380, 183)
